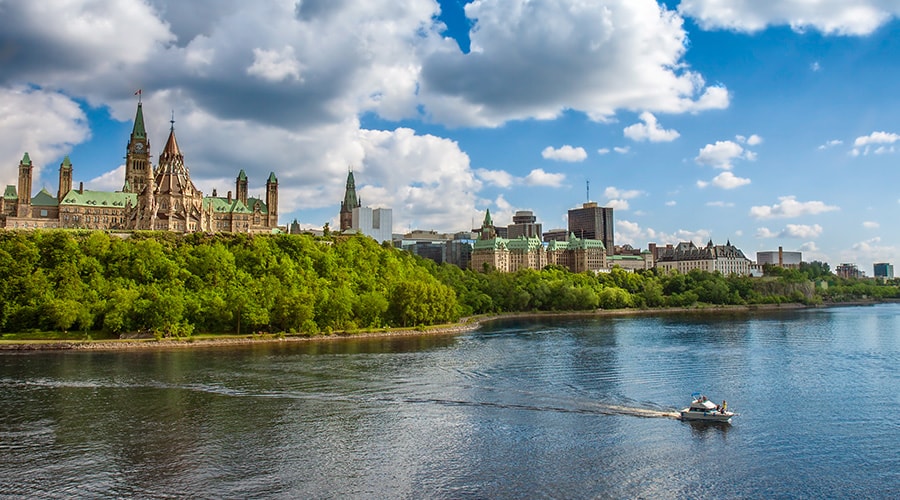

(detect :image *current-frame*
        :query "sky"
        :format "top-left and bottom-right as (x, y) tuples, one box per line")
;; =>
(2, 0), (900, 273)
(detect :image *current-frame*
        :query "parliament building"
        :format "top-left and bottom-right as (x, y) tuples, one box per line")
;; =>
(1, 102), (279, 233)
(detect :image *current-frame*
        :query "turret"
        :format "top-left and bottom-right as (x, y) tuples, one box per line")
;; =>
(339, 169), (360, 231)
(266, 172), (278, 227)
(58, 156), (73, 202)
(236, 170), (248, 206)
(17, 153), (32, 217)
(124, 101), (151, 193)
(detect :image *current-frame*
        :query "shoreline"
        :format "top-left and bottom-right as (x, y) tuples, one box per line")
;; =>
(0, 301), (885, 352)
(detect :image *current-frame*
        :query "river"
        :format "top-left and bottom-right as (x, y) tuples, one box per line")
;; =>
(1, 304), (898, 498)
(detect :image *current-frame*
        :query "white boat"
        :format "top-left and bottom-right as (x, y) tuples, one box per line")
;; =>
(680, 393), (734, 422)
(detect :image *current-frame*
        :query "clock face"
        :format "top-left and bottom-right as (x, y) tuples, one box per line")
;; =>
(134, 142), (144, 152)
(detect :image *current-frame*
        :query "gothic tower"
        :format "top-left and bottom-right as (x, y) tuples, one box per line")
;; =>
(124, 102), (151, 193)
(58, 156), (73, 202)
(17, 153), (32, 217)
(236, 170), (248, 206)
(265, 172), (278, 228)
(339, 169), (360, 231)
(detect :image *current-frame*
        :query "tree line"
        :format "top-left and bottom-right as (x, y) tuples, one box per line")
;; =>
(0, 231), (896, 337)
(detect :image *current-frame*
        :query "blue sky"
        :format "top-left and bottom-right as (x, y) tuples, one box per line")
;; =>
(2, 0), (900, 272)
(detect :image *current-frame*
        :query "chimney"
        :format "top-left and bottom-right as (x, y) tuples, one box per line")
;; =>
(227, 190), (232, 203)
(212, 188), (218, 197)
(778, 246), (783, 267)
(78, 182), (83, 194)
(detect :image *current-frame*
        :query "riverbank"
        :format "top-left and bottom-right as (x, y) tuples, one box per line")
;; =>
(0, 301), (878, 352)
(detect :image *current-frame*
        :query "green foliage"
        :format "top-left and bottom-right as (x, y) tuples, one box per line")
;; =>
(0, 231), (460, 335)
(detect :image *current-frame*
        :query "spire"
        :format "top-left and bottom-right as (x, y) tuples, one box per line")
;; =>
(483, 208), (493, 226)
(162, 123), (182, 158)
(267, 172), (277, 183)
(21, 152), (31, 165)
(61, 155), (72, 168)
(341, 170), (359, 211)
(238, 169), (248, 181)
(132, 102), (146, 139)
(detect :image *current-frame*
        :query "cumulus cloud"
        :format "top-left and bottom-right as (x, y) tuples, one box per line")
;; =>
(698, 171), (751, 189)
(420, 0), (729, 126)
(247, 46), (303, 82)
(623, 112), (680, 142)
(750, 196), (839, 219)
(476, 169), (515, 188)
(695, 140), (755, 169)
(844, 237), (898, 269)
(616, 219), (711, 247)
(524, 168), (565, 187)
(606, 199), (631, 210)
(542, 145), (587, 162)
(863, 221), (880, 229)
(86, 165), (126, 191)
(852, 131), (900, 156)
(678, 0), (900, 35)
(784, 224), (824, 239)
(604, 187), (643, 200)
(613, 146), (631, 154)
(0, 87), (91, 187)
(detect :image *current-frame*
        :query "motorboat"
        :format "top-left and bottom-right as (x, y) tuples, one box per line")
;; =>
(680, 393), (734, 422)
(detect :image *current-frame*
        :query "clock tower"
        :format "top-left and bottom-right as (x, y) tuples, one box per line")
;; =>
(124, 101), (151, 193)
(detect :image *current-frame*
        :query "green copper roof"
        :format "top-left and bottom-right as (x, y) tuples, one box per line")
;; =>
(21, 152), (31, 165)
(341, 170), (359, 210)
(132, 103), (146, 139)
(237, 169), (248, 181)
(61, 156), (72, 168)
(203, 196), (252, 214)
(267, 172), (277, 183)
(60, 190), (137, 208)
(473, 237), (505, 250)
(483, 209), (492, 226)
(32, 188), (58, 207)
(247, 196), (269, 214)
(4, 185), (17, 200)
(506, 236), (543, 251)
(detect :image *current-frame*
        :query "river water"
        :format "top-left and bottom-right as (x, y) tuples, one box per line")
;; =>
(2, 304), (898, 498)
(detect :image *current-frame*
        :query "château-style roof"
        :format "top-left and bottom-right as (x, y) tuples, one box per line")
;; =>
(656, 240), (748, 262)
(3, 185), (16, 199)
(546, 233), (606, 251)
(60, 190), (137, 208)
(31, 188), (58, 207)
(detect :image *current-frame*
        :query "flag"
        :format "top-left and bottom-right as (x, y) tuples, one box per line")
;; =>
(134, 89), (142, 96)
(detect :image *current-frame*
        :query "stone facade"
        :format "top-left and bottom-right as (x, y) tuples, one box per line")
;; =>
(655, 240), (752, 276)
(471, 210), (607, 273)
(1, 102), (279, 233)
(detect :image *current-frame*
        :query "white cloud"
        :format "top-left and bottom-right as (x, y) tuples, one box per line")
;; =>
(818, 139), (843, 150)
(756, 227), (779, 238)
(604, 187), (643, 200)
(665, 200), (677, 206)
(0, 87), (91, 187)
(702, 171), (751, 189)
(613, 146), (630, 154)
(86, 165), (126, 191)
(606, 199), (630, 210)
(678, 1), (900, 35)
(617, 219), (712, 247)
(542, 145), (587, 162)
(523, 168), (565, 187)
(695, 140), (753, 169)
(810, 61), (821, 72)
(844, 237), (899, 269)
(247, 46), (303, 82)
(623, 112), (680, 142)
(750, 196), (839, 219)
(420, 0), (729, 127)
(706, 201), (734, 207)
(853, 131), (900, 155)
(476, 169), (515, 188)
(799, 241), (819, 252)
(863, 221), (880, 229)
(746, 134), (763, 146)
(597, 148), (611, 155)
(784, 224), (824, 239)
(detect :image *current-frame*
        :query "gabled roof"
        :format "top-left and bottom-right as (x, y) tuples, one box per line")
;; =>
(203, 196), (252, 214)
(3, 185), (16, 200)
(32, 188), (58, 207)
(60, 190), (137, 208)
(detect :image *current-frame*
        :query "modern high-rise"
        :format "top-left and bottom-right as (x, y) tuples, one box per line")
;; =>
(507, 210), (542, 239)
(874, 262), (894, 279)
(568, 202), (614, 255)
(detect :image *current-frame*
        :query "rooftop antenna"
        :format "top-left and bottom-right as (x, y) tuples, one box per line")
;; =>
(170, 109), (175, 130)
(586, 179), (590, 202)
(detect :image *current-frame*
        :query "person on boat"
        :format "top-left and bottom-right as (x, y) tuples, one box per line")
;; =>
(721, 400), (727, 414)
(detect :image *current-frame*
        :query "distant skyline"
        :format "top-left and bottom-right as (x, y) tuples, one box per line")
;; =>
(2, 1), (900, 271)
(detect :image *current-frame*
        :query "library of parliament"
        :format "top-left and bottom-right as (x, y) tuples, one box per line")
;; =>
(0, 101), (279, 233)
